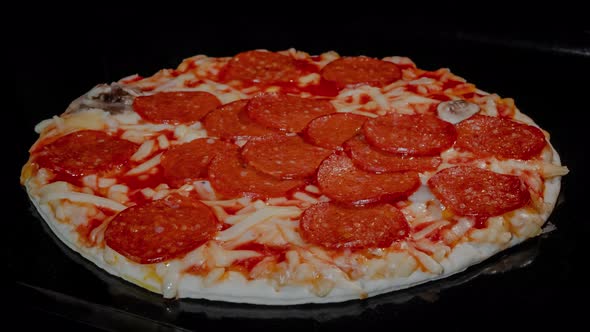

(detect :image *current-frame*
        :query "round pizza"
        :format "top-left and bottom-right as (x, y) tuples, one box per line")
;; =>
(20, 49), (568, 305)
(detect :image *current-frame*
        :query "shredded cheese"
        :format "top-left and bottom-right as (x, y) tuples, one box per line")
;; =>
(215, 206), (301, 242)
(126, 153), (162, 176)
(157, 134), (170, 149)
(208, 243), (260, 268)
(414, 220), (451, 240)
(292, 192), (319, 204)
(41, 191), (127, 211)
(131, 139), (155, 161)
(410, 248), (444, 274)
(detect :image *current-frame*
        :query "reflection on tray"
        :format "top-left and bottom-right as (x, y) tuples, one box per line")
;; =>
(24, 201), (549, 324)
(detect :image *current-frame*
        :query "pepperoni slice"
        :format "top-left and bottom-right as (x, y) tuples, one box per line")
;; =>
(363, 113), (457, 156)
(246, 92), (336, 133)
(455, 115), (547, 160)
(321, 57), (402, 88)
(242, 135), (333, 179)
(105, 194), (219, 264)
(427, 166), (531, 218)
(317, 154), (420, 205)
(221, 50), (300, 84)
(34, 130), (137, 177)
(344, 135), (441, 173)
(300, 203), (410, 249)
(202, 100), (278, 139)
(133, 91), (221, 124)
(303, 113), (368, 149)
(208, 150), (305, 199)
(161, 138), (237, 188)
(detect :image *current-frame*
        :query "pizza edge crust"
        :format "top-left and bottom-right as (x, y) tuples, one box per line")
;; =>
(24, 142), (562, 305)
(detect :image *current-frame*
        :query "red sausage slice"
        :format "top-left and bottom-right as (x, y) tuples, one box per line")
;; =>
(455, 115), (547, 160)
(427, 166), (531, 218)
(34, 130), (137, 177)
(246, 92), (336, 133)
(344, 135), (441, 173)
(133, 91), (221, 124)
(241, 135), (333, 179)
(321, 57), (402, 88)
(303, 113), (368, 149)
(363, 113), (457, 156)
(161, 138), (238, 188)
(208, 150), (305, 199)
(317, 154), (420, 205)
(221, 50), (300, 84)
(105, 194), (219, 264)
(202, 100), (278, 139)
(300, 202), (410, 249)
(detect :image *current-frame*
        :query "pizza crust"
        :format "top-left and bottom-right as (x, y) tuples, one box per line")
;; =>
(25, 143), (562, 304)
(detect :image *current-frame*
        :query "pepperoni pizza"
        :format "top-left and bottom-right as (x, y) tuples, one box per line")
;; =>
(21, 49), (568, 304)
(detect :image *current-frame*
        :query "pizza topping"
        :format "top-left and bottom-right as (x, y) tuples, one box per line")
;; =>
(363, 113), (457, 156)
(38, 182), (128, 212)
(455, 115), (547, 160)
(221, 50), (300, 84)
(202, 99), (278, 139)
(321, 57), (402, 88)
(303, 113), (367, 149)
(436, 100), (480, 124)
(317, 154), (420, 205)
(104, 194), (219, 264)
(65, 83), (140, 115)
(133, 91), (221, 124)
(344, 135), (441, 173)
(34, 130), (137, 177)
(428, 165), (531, 219)
(241, 135), (333, 179)
(161, 138), (238, 188)
(208, 150), (305, 199)
(246, 92), (336, 133)
(125, 153), (162, 176)
(300, 202), (410, 249)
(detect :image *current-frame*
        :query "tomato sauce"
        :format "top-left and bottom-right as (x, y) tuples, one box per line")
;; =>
(76, 218), (105, 247)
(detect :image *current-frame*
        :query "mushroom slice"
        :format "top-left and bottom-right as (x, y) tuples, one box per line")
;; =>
(65, 83), (142, 115)
(436, 100), (480, 124)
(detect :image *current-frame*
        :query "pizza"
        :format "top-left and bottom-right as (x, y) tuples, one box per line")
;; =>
(20, 49), (569, 305)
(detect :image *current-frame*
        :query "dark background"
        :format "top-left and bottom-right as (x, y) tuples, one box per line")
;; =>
(7, 14), (590, 331)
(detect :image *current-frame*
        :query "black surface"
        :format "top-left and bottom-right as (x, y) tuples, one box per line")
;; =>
(8, 18), (590, 331)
